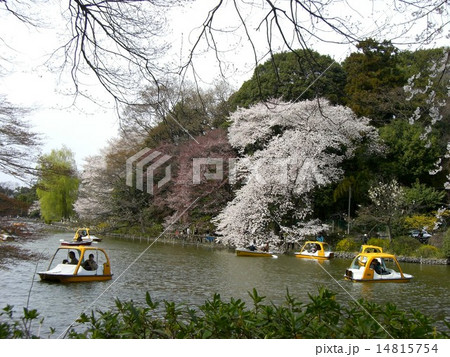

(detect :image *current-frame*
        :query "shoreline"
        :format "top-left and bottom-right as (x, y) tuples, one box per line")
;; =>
(100, 230), (450, 265)
(2, 218), (449, 266)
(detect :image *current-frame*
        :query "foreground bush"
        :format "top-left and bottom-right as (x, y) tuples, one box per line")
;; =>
(2, 288), (449, 339)
(66, 288), (449, 339)
(0, 305), (52, 338)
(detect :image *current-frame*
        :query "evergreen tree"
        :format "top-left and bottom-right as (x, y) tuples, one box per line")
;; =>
(343, 39), (406, 126)
(229, 50), (346, 108)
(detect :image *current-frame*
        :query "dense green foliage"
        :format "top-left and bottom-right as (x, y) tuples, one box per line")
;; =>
(343, 39), (406, 126)
(63, 288), (447, 338)
(3, 288), (446, 339)
(442, 228), (450, 259)
(366, 238), (392, 251)
(335, 238), (360, 252)
(383, 236), (421, 257)
(403, 181), (447, 213)
(0, 305), (49, 339)
(416, 244), (441, 258)
(335, 236), (447, 259)
(229, 50), (346, 108)
(378, 120), (443, 186)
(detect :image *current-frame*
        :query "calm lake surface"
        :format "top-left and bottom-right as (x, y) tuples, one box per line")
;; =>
(1, 231), (449, 338)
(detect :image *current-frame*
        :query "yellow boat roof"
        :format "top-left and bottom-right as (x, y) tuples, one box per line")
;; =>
(58, 245), (107, 254)
(356, 252), (397, 260)
(360, 245), (383, 252)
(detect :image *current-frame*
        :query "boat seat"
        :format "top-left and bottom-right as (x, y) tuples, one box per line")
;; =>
(48, 264), (77, 274)
(77, 264), (103, 275)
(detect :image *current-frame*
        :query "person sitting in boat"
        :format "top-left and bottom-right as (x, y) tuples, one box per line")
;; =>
(307, 243), (316, 253)
(82, 254), (98, 271)
(370, 259), (387, 275)
(261, 243), (269, 252)
(308, 243), (320, 253)
(247, 240), (257, 251)
(76, 233), (83, 242)
(66, 251), (78, 265)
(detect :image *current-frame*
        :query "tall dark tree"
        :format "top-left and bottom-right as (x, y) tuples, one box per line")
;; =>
(229, 50), (346, 108)
(343, 39), (406, 125)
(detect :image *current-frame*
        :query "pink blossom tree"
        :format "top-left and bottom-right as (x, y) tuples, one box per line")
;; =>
(162, 129), (235, 228)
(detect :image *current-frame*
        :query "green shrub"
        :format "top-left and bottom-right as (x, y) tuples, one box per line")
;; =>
(0, 305), (52, 338)
(145, 223), (163, 237)
(416, 244), (441, 259)
(65, 288), (448, 339)
(389, 236), (422, 256)
(335, 238), (359, 252)
(442, 228), (450, 259)
(366, 238), (390, 251)
(3, 289), (449, 339)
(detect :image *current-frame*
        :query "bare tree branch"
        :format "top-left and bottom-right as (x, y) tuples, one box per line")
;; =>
(0, 96), (41, 180)
(1, 1), (448, 107)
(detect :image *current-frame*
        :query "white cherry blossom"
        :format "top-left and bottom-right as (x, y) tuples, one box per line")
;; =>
(214, 98), (378, 248)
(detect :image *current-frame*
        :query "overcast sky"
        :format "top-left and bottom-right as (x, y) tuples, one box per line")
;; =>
(0, 1), (240, 185)
(0, 0), (446, 186)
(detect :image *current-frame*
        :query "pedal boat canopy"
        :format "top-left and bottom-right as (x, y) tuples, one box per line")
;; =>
(38, 246), (112, 283)
(294, 241), (334, 260)
(345, 252), (413, 283)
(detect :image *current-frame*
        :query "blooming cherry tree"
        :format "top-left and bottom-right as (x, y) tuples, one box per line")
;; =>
(214, 99), (378, 248)
(74, 154), (113, 222)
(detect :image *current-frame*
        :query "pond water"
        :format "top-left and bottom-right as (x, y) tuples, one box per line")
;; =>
(0, 231), (449, 338)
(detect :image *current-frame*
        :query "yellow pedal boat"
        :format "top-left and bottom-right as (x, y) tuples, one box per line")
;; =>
(345, 252), (413, 283)
(38, 246), (112, 283)
(235, 248), (277, 258)
(73, 227), (102, 242)
(294, 241), (334, 260)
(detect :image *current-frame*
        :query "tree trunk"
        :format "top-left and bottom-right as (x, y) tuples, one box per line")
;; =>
(347, 185), (352, 235)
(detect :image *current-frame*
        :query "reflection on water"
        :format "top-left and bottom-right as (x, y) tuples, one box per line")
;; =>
(0, 231), (449, 337)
